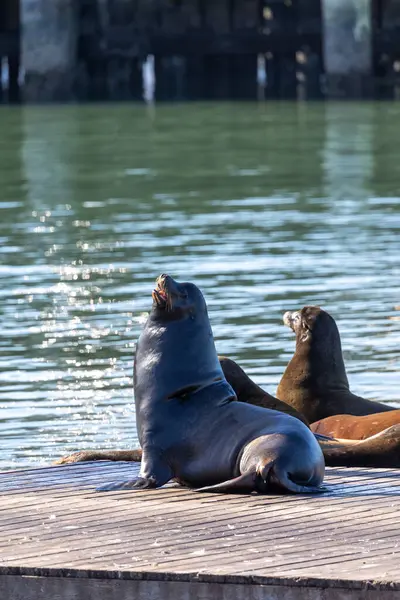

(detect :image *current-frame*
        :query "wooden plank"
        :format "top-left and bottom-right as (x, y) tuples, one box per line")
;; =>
(0, 463), (400, 599)
(2, 491), (397, 540)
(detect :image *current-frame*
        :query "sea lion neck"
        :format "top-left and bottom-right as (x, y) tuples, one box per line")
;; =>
(289, 310), (350, 392)
(288, 307), (350, 393)
(294, 336), (349, 390)
(149, 306), (191, 324)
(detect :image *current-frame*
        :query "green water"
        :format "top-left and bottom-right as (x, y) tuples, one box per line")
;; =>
(0, 102), (399, 470)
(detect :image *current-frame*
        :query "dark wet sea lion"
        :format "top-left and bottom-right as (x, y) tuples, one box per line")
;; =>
(96, 274), (324, 494)
(277, 306), (393, 424)
(311, 411), (400, 440)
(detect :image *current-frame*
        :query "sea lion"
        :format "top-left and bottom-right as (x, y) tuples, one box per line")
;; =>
(311, 411), (400, 440)
(277, 306), (393, 424)
(95, 274), (325, 494)
(219, 357), (309, 425)
(315, 425), (400, 468)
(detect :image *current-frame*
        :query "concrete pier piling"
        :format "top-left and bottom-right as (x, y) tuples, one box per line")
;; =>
(322, 0), (373, 98)
(20, 0), (76, 102)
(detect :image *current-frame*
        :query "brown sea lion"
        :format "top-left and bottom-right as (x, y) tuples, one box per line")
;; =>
(60, 275), (325, 494)
(219, 357), (309, 425)
(277, 306), (393, 424)
(315, 425), (400, 468)
(311, 411), (400, 440)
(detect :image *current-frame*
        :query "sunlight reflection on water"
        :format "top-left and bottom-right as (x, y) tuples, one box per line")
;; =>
(0, 102), (399, 469)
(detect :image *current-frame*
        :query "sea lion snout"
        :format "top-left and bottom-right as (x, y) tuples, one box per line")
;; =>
(153, 274), (169, 307)
(155, 274), (183, 297)
(283, 311), (292, 326)
(152, 274), (181, 308)
(283, 310), (300, 331)
(283, 307), (323, 337)
(155, 273), (171, 293)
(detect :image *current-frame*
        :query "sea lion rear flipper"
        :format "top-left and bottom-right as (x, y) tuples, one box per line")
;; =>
(194, 471), (256, 494)
(270, 468), (327, 494)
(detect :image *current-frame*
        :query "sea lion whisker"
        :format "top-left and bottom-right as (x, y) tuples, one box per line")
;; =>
(167, 295), (172, 311)
(157, 279), (172, 312)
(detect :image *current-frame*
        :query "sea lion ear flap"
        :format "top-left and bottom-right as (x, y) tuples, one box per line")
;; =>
(300, 325), (311, 343)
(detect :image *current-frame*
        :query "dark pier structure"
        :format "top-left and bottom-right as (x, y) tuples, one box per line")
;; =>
(75, 0), (324, 102)
(0, 0), (19, 103)
(1, 1), (400, 103)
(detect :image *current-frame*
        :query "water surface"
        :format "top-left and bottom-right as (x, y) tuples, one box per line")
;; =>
(0, 102), (399, 470)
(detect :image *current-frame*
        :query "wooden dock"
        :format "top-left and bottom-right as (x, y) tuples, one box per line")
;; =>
(1, 462), (400, 600)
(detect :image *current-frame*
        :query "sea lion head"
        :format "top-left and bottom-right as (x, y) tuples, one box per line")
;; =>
(283, 306), (331, 344)
(283, 305), (349, 389)
(151, 274), (207, 322)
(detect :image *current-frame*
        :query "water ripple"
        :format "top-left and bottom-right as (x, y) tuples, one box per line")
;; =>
(0, 102), (399, 469)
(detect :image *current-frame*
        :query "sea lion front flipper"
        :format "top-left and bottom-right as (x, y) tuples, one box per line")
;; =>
(194, 471), (256, 494)
(96, 446), (172, 492)
(97, 476), (158, 492)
